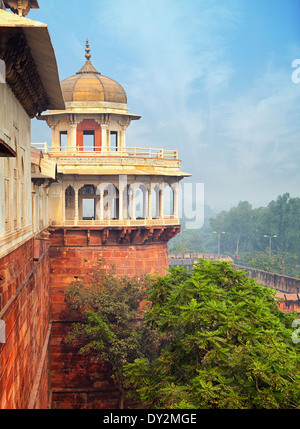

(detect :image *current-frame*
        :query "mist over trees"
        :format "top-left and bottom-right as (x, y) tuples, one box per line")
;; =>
(168, 193), (300, 277)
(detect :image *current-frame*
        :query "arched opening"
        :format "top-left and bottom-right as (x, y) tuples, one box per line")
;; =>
(65, 186), (75, 220)
(96, 183), (118, 220)
(163, 184), (174, 218)
(79, 184), (96, 220)
(152, 185), (160, 219)
(135, 184), (148, 219)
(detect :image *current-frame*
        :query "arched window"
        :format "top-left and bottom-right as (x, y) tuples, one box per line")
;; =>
(65, 186), (75, 220)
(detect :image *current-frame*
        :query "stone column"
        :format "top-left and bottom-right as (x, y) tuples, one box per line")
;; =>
(74, 187), (79, 222)
(159, 188), (164, 219)
(173, 181), (179, 218)
(118, 177), (126, 221)
(100, 124), (110, 153)
(155, 188), (160, 218)
(68, 122), (78, 151)
(99, 189), (104, 220)
(119, 175), (128, 220)
(131, 188), (136, 220)
(61, 187), (65, 223)
(142, 187), (147, 219)
(147, 186), (152, 220)
(50, 123), (60, 151)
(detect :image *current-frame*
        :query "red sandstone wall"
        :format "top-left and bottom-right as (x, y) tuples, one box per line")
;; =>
(48, 227), (170, 408)
(49, 240), (169, 320)
(50, 322), (120, 409)
(0, 237), (50, 409)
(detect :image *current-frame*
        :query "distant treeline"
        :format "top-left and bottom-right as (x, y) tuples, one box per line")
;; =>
(168, 193), (300, 277)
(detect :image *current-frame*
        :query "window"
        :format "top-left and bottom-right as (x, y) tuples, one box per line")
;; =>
(110, 131), (118, 151)
(65, 186), (74, 209)
(82, 199), (95, 220)
(83, 130), (95, 151)
(82, 184), (95, 195)
(60, 131), (67, 150)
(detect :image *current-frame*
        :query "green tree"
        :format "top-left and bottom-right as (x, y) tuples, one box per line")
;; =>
(125, 260), (300, 409)
(64, 260), (157, 409)
(210, 201), (256, 255)
(240, 252), (299, 277)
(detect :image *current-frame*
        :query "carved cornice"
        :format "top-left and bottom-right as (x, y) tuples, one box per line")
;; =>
(3, 0), (39, 17)
(55, 156), (180, 169)
(0, 28), (49, 118)
(49, 225), (181, 246)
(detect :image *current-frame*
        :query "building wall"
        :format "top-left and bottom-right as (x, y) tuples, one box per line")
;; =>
(0, 84), (32, 260)
(0, 82), (52, 409)
(0, 235), (50, 409)
(49, 229), (169, 320)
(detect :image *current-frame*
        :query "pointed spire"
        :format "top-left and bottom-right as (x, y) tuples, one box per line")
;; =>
(85, 39), (91, 61)
(76, 39), (101, 75)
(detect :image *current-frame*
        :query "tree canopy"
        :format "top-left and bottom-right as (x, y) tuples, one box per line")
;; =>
(64, 258), (300, 409)
(125, 260), (300, 409)
(169, 193), (300, 277)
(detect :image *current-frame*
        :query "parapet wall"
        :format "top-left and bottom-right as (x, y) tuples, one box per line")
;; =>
(234, 265), (300, 294)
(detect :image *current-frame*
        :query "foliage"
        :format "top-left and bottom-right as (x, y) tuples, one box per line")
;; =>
(64, 260), (159, 408)
(239, 252), (299, 277)
(169, 193), (300, 276)
(168, 228), (206, 253)
(124, 260), (300, 409)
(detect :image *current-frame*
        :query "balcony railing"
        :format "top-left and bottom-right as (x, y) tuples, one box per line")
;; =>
(31, 143), (178, 159)
(50, 217), (180, 227)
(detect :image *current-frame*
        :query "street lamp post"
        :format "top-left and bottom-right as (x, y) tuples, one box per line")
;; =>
(213, 231), (225, 255)
(264, 234), (277, 257)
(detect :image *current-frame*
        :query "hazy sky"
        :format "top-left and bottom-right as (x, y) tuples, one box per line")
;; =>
(30, 0), (300, 213)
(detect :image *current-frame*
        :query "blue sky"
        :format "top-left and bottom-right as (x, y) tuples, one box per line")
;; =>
(30, 0), (300, 213)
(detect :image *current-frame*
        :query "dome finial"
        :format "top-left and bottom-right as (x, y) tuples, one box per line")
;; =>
(85, 39), (91, 61)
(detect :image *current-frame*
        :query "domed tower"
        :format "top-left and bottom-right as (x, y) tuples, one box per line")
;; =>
(35, 41), (191, 408)
(36, 41), (190, 315)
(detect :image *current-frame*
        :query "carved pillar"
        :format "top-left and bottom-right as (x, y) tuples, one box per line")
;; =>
(118, 118), (131, 149)
(131, 188), (136, 220)
(61, 187), (66, 222)
(99, 189), (104, 220)
(118, 175), (127, 220)
(101, 124), (109, 153)
(142, 187), (147, 219)
(48, 120), (59, 150)
(74, 186), (79, 221)
(159, 188), (164, 219)
(68, 122), (78, 151)
(147, 186), (152, 220)
(155, 188), (160, 218)
(173, 181), (179, 218)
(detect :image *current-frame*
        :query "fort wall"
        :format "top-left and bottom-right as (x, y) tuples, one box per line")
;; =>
(48, 227), (169, 408)
(0, 233), (50, 409)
